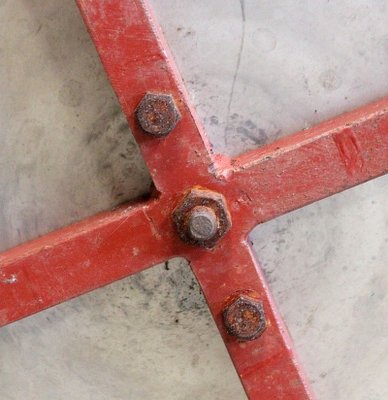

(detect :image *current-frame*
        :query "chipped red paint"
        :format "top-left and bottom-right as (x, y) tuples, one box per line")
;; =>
(1, 0), (387, 398)
(333, 128), (364, 175)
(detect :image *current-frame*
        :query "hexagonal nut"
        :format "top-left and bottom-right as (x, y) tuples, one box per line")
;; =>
(172, 187), (231, 248)
(136, 92), (181, 137)
(223, 294), (266, 341)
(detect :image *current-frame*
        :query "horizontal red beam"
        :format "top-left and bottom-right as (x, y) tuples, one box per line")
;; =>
(224, 97), (388, 232)
(0, 199), (172, 326)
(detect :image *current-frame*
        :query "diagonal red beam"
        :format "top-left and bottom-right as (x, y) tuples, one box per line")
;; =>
(76, 0), (213, 194)
(225, 98), (388, 233)
(187, 235), (314, 399)
(0, 198), (173, 327)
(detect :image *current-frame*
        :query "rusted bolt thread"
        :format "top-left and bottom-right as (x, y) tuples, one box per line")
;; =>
(223, 295), (266, 341)
(187, 206), (218, 241)
(172, 187), (232, 249)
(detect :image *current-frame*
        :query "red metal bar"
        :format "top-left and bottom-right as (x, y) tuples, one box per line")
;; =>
(188, 235), (314, 399)
(1, 0), (387, 398)
(0, 199), (171, 326)
(225, 97), (388, 233)
(77, 0), (212, 195)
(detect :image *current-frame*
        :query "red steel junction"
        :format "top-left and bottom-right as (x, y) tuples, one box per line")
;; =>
(1, 1), (387, 398)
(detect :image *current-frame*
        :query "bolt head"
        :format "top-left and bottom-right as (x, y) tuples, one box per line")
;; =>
(223, 294), (266, 341)
(136, 93), (181, 137)
(172, 188), (231, 248)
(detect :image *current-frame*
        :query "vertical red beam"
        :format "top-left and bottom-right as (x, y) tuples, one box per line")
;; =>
(76, 0), (316, 397)
(188, 234), (314, 399)
(76, 0), (213, 194)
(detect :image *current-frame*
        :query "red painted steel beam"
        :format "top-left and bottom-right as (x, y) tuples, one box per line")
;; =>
(226, 97), (388, 234)
(0, 0), (387, 398)
(188, 237), (313, 399)
(76, 0), (212, 195)
(0, 198), (172, 326)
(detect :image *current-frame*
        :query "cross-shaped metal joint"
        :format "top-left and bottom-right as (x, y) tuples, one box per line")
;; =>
(1, 1), (387, 399)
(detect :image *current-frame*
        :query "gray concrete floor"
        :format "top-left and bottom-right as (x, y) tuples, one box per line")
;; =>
(0, 1), (387, 399)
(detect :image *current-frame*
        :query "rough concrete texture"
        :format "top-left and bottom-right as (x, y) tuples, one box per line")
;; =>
(153, 0), (388, 156)
(251, 178), (388, 400)
(0, 0), (150, 251)
(0, 0), (387, 399)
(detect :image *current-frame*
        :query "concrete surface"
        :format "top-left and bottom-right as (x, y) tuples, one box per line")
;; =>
(0, 0), (387, 399)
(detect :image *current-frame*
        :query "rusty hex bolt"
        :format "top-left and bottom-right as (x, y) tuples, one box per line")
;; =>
(172, 187), (231, 248)
(223, 294), (266, 341)
(136, 92), (181, 137)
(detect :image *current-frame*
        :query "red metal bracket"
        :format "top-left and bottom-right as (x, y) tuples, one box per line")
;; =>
(1, 1), (387, 398)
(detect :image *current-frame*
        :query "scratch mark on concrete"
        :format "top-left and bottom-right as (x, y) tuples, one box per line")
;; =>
(225, 0), (246, 146)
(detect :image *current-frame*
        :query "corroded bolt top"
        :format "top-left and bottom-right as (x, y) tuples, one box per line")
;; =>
(187, 206), (218, 241)
(136, 92), (181, 137)
(223, 294), (266, 341)
(172, 187), (232, 249)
